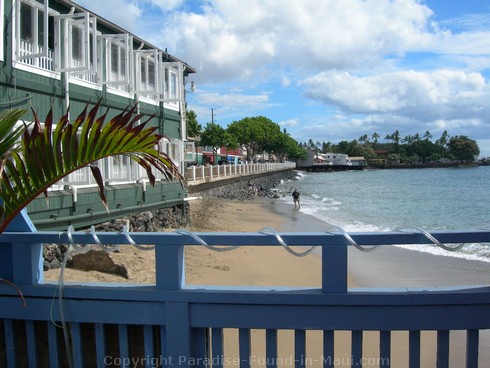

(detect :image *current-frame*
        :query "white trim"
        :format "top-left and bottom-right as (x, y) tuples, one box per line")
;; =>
(138, 95), (159, 106)
(107, 86), (134, 99)
(69, 77), (102, 91)
(12, 60), (61, 79)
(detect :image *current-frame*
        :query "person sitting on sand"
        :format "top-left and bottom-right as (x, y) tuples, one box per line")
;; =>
(292, 189), (300, 208)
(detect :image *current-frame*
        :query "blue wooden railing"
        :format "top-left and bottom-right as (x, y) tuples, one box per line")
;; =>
(1, 212), (490, 367)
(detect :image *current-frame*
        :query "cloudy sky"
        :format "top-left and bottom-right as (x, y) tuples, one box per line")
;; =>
(77, 0), (490, 156)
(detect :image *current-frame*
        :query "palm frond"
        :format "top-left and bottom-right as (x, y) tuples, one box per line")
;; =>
(0, 103), (184, 233)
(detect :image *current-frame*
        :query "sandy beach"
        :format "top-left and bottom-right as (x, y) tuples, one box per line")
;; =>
(43, 196), (490, 366)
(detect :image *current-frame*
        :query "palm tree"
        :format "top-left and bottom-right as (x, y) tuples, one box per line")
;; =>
(0, 102), (183, 233)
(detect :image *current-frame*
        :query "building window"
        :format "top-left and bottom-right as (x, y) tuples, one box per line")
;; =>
(162, 62), (181, 105)
(135, 49), (159, 99)
(15, 0), (54, 70)
(54, 11), (97, 82)
(98, 34), (133, 92)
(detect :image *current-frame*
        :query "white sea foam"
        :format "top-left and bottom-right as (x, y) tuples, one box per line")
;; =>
(278, 167), (490, 263)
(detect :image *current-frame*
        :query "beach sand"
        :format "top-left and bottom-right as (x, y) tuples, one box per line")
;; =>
(43, 196), (489, 366)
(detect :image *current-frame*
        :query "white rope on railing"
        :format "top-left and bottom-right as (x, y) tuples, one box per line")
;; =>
(258, 227), (317, 257)
(174, 229), (241, 252)
(394, 227), (466, 252)
(325, 225), (381, 252)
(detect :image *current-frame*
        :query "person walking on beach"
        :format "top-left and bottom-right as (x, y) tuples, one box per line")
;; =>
(292, 188), (300, 208)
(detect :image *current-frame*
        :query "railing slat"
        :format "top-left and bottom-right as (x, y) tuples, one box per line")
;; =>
(239, 329), (251, 368)
(351, 330), (362, 368)
(95, 323), (106, 368)
(266, 329), (278, 368)
(144, 325), (155, 368)
(294, 329), (306, 368)
(160, 326), (168, 367)
(466, 329), (479, 368)
(323, 330), (334, 368)
(211, 328), (223, 368)
(71, 322), (84, 368)
(118, 324), (130, 368)
(166, 302), (191, 368)
(379, 330), (391, 368)
(4, 319), (16, 367)
(436, 330), (449, 368)
(47, 322), (60, 368)
(26, 320), (37, 368)
(409, 330), (421, 368)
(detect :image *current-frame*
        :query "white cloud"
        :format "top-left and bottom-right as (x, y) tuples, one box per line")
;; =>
(76, 0), (143, 33)
(279, 119), (299, 129)
(301, 69), (490, 120)
(160, 0), (436, 81)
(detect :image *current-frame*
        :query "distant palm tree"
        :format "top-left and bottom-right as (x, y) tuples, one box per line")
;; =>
(0, 102), (182, 233)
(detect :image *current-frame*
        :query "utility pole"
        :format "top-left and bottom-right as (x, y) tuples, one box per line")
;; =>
(211, 108), (215, 124)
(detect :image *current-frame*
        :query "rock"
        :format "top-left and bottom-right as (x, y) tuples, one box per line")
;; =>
(68, 250), (129, 279)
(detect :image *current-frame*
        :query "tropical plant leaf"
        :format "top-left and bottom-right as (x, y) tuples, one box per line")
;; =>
(0, 102), (184, 233)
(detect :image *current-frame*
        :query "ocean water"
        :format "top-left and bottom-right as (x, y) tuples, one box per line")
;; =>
(278, 166), (490, 262)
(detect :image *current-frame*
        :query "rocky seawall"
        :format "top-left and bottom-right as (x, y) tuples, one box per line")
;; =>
(191, 170), (300, 201)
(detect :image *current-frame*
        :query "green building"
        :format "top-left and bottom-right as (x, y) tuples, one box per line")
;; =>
(1, 0), (195, 230)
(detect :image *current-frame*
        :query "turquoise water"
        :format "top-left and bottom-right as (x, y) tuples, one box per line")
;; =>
(278, 166), (490, 262)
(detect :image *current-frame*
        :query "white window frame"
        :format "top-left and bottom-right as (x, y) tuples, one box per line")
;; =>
(13, 0), (57, 72)
(161, 61), (182, 104)
(14, 0), (49, 62)
(54, 11), (97, 75)
(134, 49), (160, 97)
(98, 33), (133, 89)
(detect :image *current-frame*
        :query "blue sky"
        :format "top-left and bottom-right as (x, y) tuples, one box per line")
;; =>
(77, 0), (490, 156)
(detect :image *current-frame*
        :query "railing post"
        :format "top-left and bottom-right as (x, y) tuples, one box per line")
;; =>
(321, 242), (348, 293)
(0, 209), (43, 285)
(155, 244), (185, 290)
(192, 166), (196, 181)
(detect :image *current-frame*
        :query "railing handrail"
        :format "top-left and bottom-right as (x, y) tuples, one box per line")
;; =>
(1, 229), (489, 291)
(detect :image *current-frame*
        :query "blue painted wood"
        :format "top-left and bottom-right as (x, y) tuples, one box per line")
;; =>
(351, 330), (362, 368)
(379, 331), (391, 368)
(265, 329), (277, 368)
(322, 244), (347, 292)
(190, 304), (490, 331)
(4, 229), (490, 249)
(144, 325), (155, 368)
(4, 319), (15, 367)
(409, 330), (420, 368)
(239, 329), (251, 368)
(165, 302), (191, 368)
(1, 229), (490, 367)
(47, 322), (60, 368)
(294, 329), (306, 368)
(118, 324), (130, 368)
(156, 244), (184, 290)
(160, 326), (168, 368)
(323, 330), (334, 368)
(466, 329), (479, 368)
(436, 330), (449, 368)
(0, 209), (42, 285)
(26, 320), (38, 368)
(95, 323), (106, 368)
(211, 328), (223, 368)
(189, 328), (208, 368)
(71, 322), (84, 368)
